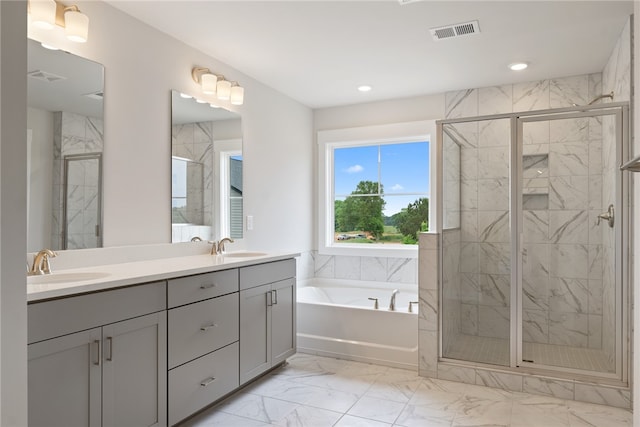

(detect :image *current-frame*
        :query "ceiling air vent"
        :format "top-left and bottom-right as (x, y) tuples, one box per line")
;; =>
(430, 20), (480, 41)
(84, 91), (104, 100)
(27, 69), (67, 83)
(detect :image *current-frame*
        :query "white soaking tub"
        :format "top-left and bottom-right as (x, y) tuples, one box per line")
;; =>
(297, 278), (418, 370)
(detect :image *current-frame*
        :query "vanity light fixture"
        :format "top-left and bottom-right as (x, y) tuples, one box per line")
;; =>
(230, 83), (244, 105)
(216, 80), (232, 100)
(28, 0), (90, 43)
(30, 0), (57, 30)
(191, 66), (244, 105)
(63, 5), (89, 43)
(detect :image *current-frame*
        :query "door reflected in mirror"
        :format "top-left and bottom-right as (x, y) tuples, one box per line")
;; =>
(171, 91), (243, 243)
(27, 38), (104, 252)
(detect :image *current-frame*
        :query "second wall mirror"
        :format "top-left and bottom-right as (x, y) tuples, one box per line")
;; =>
(171, 91), (243, 243)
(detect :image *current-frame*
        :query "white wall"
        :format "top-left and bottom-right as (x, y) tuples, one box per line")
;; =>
(26, 107), (53, 252)
(1, 1), (28, 425)
(29, 0), (314, 253)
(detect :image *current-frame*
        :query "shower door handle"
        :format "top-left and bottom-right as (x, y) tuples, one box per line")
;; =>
(596, 204), (614, 228)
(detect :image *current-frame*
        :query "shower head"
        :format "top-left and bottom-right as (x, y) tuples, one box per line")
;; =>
(571, 91), (614, 107)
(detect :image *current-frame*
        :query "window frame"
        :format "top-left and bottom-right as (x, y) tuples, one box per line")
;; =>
(318, 120), (437, 258)
(214, 138), (243, 240)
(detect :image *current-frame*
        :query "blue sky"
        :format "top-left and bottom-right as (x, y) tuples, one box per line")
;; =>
(334, 141), (430, 216)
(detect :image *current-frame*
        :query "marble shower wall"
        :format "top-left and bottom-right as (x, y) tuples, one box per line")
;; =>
(171, 121), (214, 242)
(52, 112), (104, 250)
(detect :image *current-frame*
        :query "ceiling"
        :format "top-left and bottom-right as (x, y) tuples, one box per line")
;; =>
(106, 0), (633, 109)
(27, 38), (104, 118)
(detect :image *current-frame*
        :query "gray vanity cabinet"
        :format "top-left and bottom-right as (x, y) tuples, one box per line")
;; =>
(167, 269), (240, 426)
(239, 259), (296, 384)
(28, 328), (102, 427)
(27, 282), (167, 427)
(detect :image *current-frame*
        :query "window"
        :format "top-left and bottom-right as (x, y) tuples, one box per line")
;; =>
(318, 121), (436, 257)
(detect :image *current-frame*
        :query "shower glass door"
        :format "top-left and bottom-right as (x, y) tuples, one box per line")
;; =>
(441, 118), (512, 367)
(63, 153), (102, 250)
(517, 109), (623, 376)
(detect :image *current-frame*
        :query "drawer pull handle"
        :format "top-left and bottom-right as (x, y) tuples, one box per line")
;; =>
(200, 323), (218, 332)
(106, 337), (113, 361)
(200, 377), (216, 387)
(200, 283), (216, 290)
(93, 340), (100, 366)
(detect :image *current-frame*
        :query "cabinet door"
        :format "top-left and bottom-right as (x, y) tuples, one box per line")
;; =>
(28, 328), (102, 427)
(239, 283), (271, 384)
(271, 278), (296, 365)
(102, 312), (167, 427)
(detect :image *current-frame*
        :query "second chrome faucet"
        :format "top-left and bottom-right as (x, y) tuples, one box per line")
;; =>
(210, 237), (234, 255)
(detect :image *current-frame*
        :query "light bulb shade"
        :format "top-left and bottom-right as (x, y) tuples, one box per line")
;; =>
(30, 0), (56, 30)
(201, 73), (217, 94)
(217, 80), (231, 100)
(230, 86), (244, 105)
(64, 10), (89, 43)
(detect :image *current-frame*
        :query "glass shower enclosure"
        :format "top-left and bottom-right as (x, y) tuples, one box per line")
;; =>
(438, 103), (628, 381)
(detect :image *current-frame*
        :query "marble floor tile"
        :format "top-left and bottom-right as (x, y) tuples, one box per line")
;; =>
(178, 354), (632, 427)
(346, 396), (406, 424)
(272, 405), (343, 427)
(334, 414), (392, 427)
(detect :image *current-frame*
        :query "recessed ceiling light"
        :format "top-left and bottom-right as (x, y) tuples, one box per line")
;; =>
(509, 62), (528, 71)
(358, 85), (372, 92)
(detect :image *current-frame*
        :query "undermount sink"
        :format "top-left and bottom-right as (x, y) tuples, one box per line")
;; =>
(28, 271), (111, 285)
(223, 251), (268, 258)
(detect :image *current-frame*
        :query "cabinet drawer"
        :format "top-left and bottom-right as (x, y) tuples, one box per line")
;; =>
(28, 281), (166, 344)
(168, 293), (239, 369)
(168, 269), (238, 308)
(168, 342), (239, 426)
(240, 259), (296, 290)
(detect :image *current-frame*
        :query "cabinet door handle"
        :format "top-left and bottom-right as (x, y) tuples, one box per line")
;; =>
(200, 283), (216, 290)
(106, 337), (113, 362)
(266, 291), (273, 307)
(272, 289), (278, 305)
(200, 323), (218, 332)
(200, 377), (216, 387)
(93, 340), (101, 366)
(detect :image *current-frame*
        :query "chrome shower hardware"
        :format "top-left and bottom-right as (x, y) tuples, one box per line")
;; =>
(596, 204), (614, 228)
(368, 297), (379, 309)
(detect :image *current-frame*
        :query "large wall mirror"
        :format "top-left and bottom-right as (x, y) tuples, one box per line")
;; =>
(171, 90), (243, 243)
(27, 39), (104, 252)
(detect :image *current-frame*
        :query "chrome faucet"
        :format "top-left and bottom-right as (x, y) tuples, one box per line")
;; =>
(29, 249), (57, 276)
(190, 236), (203, 242)
(218, 237), (234, 253)
(210, 237), (234, 255)
(389, 289), (399, 311)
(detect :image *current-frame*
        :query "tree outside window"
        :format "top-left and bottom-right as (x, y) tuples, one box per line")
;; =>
(333, 141), (429, 245)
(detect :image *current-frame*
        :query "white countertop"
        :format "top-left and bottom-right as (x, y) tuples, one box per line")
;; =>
(27, 252), (299, 302)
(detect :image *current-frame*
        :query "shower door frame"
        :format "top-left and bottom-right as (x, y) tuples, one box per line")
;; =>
(436, 102), (630, 383)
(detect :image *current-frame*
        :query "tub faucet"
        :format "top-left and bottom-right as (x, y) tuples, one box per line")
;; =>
(29, 249), (57, 276)
(389, 289), (399, 311)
